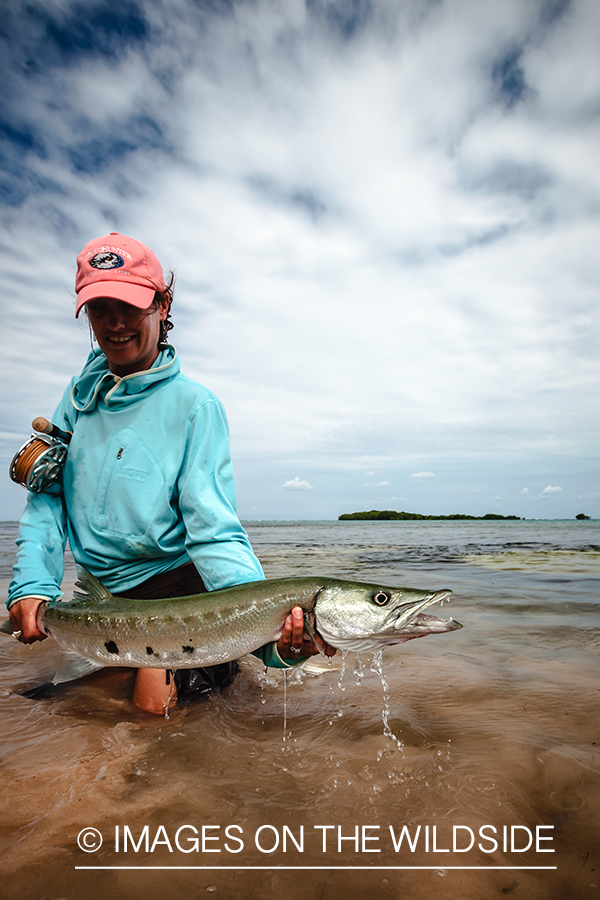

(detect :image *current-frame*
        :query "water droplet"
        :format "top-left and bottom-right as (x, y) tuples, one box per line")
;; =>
(370, 650), (403, 752)
(337, 651), (348, 690)
(353, 653), (365, 684)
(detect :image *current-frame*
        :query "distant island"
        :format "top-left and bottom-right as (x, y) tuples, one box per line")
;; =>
(338, 510), (521, 521)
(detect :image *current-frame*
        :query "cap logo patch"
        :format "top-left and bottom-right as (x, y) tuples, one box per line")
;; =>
(89, 252), (124, 270)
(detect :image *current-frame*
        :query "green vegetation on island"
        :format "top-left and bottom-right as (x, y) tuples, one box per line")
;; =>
(338, 510), (521, 521)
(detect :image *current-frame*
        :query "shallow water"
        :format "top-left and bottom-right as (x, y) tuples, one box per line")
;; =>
(0, 519), (598, 900)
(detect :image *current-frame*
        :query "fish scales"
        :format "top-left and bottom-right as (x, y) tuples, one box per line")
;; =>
(42, 576), (327, 669)
(4, 568), (462, 669)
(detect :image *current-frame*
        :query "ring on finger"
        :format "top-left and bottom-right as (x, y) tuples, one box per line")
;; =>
(289, 645), (302, 654)
(11, 630), (23, 642)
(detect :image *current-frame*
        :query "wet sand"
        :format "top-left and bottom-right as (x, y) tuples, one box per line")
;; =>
(0, 520), (598, 899)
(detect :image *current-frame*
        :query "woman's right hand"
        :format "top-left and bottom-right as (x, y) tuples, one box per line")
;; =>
(9, 598), (47, 643)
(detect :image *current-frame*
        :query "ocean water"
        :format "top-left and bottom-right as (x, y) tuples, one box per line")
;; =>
(0, 519), (598, 900)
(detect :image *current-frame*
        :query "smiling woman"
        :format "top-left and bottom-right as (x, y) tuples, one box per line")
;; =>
(7, 233), (333, 715)
(84, 298), (168, 376)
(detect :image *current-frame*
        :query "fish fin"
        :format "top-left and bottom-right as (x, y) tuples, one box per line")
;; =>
(50, 651), (104, 685)
(20, 681), (57, 699)
(20, 653), (104, 700)
(0, 618), (14, 636)
(17, 651), (104, 700)
(73, 566), (114, 603)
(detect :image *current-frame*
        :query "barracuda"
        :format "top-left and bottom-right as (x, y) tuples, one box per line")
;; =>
(4, 567), (462, 670)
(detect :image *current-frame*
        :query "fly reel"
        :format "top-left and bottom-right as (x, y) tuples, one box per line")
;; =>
(10, 418), (71, 493)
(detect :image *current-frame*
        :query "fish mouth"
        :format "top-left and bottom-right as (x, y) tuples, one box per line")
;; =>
(387, 590), (453, 629)
(383, 589), (462, 639)
(398, 609), (463, 639)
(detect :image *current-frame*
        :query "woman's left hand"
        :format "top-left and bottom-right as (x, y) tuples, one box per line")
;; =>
(277, 606), (337, 661)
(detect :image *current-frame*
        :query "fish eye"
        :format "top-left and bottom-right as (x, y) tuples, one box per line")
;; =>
(372, 590), (391, 606)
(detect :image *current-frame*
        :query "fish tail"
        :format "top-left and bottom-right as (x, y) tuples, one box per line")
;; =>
(73, 566), (114, 603)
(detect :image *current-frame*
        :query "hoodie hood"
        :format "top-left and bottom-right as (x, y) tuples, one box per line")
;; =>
(71, 345), (179, 413)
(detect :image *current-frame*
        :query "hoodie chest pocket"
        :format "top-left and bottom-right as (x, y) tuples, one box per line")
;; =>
(92, 430), (166, 538)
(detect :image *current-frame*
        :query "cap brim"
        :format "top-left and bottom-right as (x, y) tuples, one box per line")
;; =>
(75, 281), (156, 317)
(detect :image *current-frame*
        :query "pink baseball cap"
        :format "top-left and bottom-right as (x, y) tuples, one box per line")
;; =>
(75, 232), (166, 316)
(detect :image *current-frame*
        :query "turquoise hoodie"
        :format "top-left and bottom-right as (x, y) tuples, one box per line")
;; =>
(9, 347), (295, 669)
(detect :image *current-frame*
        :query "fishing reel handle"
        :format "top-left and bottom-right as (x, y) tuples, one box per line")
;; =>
(32, 417), (72, 445)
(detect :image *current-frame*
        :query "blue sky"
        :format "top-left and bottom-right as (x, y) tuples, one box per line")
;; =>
(1, 0), (599, 521)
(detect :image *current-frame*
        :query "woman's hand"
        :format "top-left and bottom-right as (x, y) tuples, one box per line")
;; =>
(277, 606), (336, 661)
(8, 598), (47, 643)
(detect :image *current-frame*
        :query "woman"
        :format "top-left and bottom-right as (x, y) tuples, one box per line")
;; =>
(8, 233), (333, 714)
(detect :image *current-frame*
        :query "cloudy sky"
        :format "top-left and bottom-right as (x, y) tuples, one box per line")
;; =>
(1, 0), (599, 521)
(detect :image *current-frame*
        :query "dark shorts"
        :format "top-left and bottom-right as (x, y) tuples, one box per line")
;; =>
(121, 562), (239, 702)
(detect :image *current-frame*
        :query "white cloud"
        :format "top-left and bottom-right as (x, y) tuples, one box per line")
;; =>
(283, 477), (314, 491)
(0, 0), (599, 521)
(364, 481), (390, 487)
(542, 485), (563, 494)
(521, 487), (529, 494)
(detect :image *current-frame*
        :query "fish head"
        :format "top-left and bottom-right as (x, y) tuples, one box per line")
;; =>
(313, 581), (462, 653)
